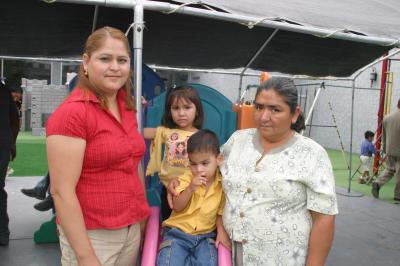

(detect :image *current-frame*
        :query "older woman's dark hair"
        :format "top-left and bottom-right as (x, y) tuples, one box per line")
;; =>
(256, 77), (306, 132)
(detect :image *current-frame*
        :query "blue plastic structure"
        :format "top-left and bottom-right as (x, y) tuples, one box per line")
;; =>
(142, 83), (236, 265)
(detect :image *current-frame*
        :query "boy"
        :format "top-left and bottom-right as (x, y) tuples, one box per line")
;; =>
(157, 129), (230, 266)
(359, 130), (376, 184)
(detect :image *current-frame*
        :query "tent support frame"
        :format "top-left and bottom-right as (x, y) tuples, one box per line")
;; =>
(237, 28), (279, 102)
(133, 2), (144, 130)
(4, 2), (400, 201)
(1, 59), (4, 81)
(91, 5), (99, 32)
(339, 49), (400, 197)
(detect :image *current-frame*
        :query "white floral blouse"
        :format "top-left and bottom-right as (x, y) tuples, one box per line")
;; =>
(220, 129), (338, 266)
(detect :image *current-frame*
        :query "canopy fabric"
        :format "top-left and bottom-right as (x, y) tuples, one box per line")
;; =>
(192, 0), (400, 40)
(1, 1), (399, 77)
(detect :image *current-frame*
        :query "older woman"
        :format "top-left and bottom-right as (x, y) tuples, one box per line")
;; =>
(220, 77), (338, 265)
(46, 27), (149, 266)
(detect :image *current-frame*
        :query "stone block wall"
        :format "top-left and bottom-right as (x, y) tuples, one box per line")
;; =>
(21, 79), (47, 132)
(21, 78), (68, 136)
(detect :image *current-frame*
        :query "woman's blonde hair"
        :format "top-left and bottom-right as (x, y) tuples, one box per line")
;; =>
(77, 26), (135, 110)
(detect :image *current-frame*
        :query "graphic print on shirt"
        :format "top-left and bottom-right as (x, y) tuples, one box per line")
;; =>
(166, 132), (189, 168)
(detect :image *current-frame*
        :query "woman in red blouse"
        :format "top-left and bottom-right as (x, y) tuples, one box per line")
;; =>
(46, 26), (149, 266)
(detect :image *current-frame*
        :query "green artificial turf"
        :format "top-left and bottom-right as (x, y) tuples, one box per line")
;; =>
(7, 132), (398, 205)
(8, 131), (48, 177)
(326, 148), (399, 205)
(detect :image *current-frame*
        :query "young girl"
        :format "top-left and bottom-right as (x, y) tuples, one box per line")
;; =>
(144, 86), (204, 220)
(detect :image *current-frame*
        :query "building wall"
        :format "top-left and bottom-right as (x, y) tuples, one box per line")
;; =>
(22, 78), (68, 136)
(20, 78), (48, 132)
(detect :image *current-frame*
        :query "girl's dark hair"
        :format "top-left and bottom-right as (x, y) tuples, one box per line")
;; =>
(161, 86), (204, 129)
(187, 129), (220, 156)
(256, 77), (305, 133)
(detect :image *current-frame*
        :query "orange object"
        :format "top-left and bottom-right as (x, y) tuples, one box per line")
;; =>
(233, 103), (256, 129)
(260, 72), (271, 84)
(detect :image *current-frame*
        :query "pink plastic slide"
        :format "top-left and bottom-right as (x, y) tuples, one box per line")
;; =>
(141, 207), (160, 266)
(141, 206), (232, 265)
(218, 243), (232, 265)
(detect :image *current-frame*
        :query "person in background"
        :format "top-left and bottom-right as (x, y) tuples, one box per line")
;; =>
(0, 81), (20, 246)
(220, 77), (338, 265)
(358, 130), (376, 184)
(10, 87), (23, 120)
(46, 26), (149, 265)
(157, 129), (230, 266)
(21, 172), (54, 211)
(372, 98), (400, 202)
(5, 86), (22, 178)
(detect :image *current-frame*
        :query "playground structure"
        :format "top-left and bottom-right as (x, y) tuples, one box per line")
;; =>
(142, 83), (237, 265)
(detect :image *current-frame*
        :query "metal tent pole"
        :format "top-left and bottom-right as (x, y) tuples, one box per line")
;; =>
(307, 87), (316, 137)
(133, 2), (144, 130)
(1, 59), (4, 81)
(237, 29), (278, 102)
(91, 5), (99, 32)
(348, 79), (355, 194)
(301, 83), (323, 135)
(336, 79), (363, 197)
(0, 56), (81, 62)
(339, 79), (363, 196)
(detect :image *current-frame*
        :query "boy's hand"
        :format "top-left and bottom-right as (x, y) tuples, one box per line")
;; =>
(189, 173), (207, 191)
(216, 227), (231, 251)
(167, 179), (180, 209)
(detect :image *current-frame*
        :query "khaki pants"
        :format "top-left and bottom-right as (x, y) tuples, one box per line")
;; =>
(58, 223), (141, 266)
(376, 155), (400, 198)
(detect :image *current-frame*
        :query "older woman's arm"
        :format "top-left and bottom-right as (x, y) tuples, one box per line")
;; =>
(47, 135), (100, 266)
(306, 211), (335, 266)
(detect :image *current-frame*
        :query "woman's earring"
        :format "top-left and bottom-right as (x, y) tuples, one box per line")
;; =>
(84, 68), (88, 76)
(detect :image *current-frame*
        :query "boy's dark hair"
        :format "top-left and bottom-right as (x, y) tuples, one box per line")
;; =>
(187, 129), (220, 156)
(364, 130), (375, 139)
(161, 86), (204, 129)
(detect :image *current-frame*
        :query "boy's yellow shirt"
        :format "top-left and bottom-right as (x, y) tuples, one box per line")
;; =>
(162, 169), (225, 235)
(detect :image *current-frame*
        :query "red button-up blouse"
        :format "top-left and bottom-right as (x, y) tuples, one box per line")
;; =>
(46, 87), (150, 229)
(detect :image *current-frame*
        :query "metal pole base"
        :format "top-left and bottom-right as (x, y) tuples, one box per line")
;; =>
(336, 186), (364, 197)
